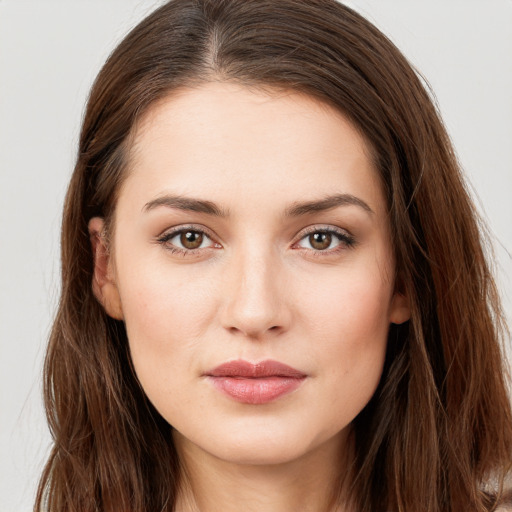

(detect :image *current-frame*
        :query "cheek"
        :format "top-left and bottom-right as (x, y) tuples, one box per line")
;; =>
(300, 265), (392, 411)
(302, 264), (392, 348)
(117, 264), (218, 384)
(121, 254), (217, 322)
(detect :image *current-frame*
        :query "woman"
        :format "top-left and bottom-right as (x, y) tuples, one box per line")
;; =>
(35, 1), (512, 511)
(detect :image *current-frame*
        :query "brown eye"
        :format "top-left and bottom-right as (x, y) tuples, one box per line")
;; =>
(309, 232), (332, 250)
(295, 228), (353, 253)
(157, 227), (219, 254)
(180, 231), (204, 249)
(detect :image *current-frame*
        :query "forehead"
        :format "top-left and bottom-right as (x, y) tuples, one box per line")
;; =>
(120, 81), (384, 215)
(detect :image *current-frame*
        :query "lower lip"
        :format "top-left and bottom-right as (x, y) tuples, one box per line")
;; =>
(208, 376), (305, 404)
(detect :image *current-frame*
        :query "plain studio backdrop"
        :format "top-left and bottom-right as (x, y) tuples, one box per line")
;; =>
(0, 1), (511, 511)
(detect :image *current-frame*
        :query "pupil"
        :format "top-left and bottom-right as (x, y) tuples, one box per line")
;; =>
(310, 232), (331, 250)
(181, 231), (203, 249)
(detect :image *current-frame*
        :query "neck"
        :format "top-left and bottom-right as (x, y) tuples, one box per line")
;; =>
(173, 429), (356, 512)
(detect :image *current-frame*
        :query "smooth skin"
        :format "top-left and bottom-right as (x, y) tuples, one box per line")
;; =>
(89, 81), (410, 512)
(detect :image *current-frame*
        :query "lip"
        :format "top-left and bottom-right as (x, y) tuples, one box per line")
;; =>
(205, 359), (307, 405)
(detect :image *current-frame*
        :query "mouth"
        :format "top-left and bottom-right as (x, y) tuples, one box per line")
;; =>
(204, 359), (307, 405)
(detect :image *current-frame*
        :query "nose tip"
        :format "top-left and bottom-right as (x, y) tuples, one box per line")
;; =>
(220, 257), (290, 340)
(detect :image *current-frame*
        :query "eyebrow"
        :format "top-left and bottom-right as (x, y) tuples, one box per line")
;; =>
(142, 195), (229, 217)
(284, 194), (373, 217)
(142, 193), (373, 217)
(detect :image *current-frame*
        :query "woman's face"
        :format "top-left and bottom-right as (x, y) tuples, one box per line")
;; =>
(91, 81), (409, 466)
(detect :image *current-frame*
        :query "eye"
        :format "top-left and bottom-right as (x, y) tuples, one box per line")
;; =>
(294, 227), (355, 252)
(156, 226), (220, 254)
(174, 230), (207, 250)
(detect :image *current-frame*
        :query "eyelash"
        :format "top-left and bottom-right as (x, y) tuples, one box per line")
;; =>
(293, 225), (356, 256)
(155, 225), (356, 257)
(156, 225), (219, 256)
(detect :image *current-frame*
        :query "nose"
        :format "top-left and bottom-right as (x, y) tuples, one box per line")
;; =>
(220, 244), (291, 340)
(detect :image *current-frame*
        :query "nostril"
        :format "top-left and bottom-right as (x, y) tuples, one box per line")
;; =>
(226, 324), (283, 339)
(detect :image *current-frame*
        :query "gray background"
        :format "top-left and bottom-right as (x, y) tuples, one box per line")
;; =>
(1, 1), (511, 511)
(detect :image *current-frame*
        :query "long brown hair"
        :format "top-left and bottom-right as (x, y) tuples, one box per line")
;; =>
(36, 1), (512, 511)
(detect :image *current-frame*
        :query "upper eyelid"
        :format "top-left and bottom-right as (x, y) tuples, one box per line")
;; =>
(294, 224), (353, 239)
(158, 224), (217, 240)
(157, 227), (220, 254)
(291, 225), (356, 252)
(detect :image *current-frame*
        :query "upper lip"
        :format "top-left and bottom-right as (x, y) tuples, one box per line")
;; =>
(205, 359), (306, 378)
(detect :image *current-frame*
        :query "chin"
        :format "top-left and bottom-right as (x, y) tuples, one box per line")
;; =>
(211, 438), (308, 466)
(173, 415), (345, 467)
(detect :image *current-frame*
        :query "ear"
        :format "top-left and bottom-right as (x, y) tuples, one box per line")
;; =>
(88, 217), (124, 320)
(389, 291), (410, 325)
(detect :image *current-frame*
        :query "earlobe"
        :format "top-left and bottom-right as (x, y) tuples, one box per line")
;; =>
(88, 217), (124, 320)
(389, 292), (410, 325)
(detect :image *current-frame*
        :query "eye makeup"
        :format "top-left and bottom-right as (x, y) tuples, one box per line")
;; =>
(292, 225), (356, 255)
(155, 223), (356, 259)
(155, 224), (221, 257)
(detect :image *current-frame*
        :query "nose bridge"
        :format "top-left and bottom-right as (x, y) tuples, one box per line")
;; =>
(221, 239), (288, 338)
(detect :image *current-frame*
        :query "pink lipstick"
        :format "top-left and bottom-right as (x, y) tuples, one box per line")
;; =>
(205, 359), (306, 404)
